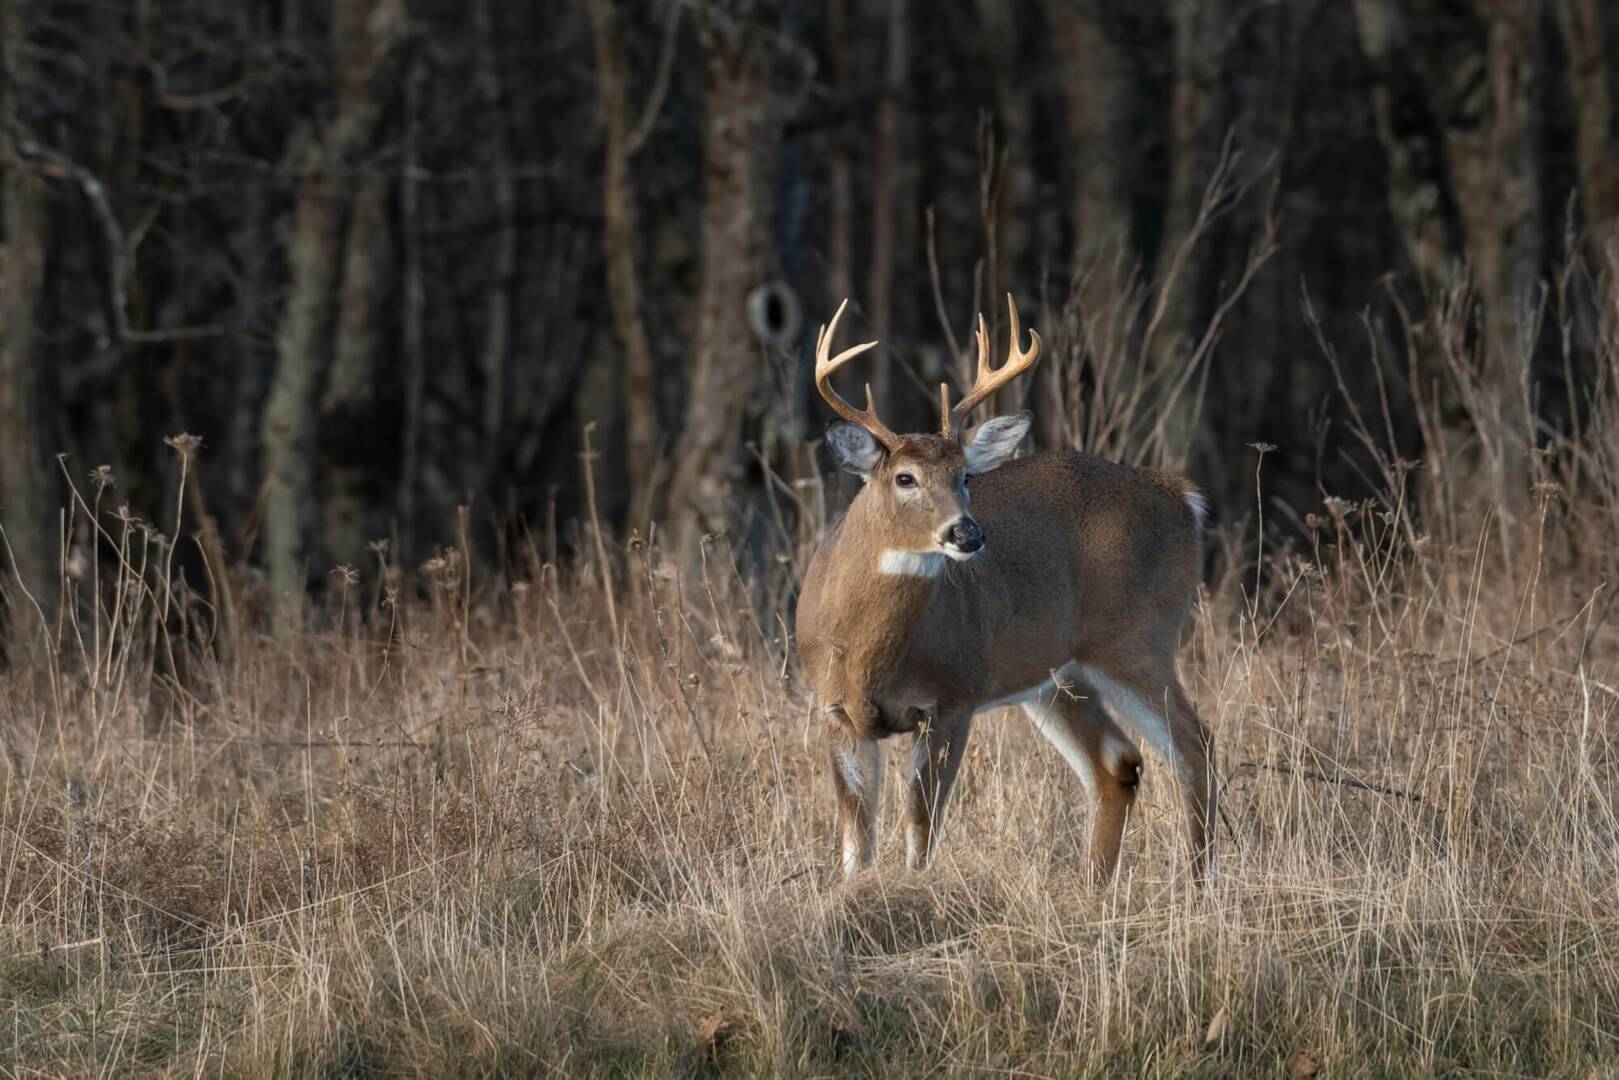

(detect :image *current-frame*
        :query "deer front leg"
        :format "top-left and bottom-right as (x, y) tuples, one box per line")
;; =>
(830, 734), (883, 878)
(904, 709), (973, 870)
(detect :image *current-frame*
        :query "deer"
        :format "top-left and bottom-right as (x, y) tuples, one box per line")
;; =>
(794, 295), (1216, 884)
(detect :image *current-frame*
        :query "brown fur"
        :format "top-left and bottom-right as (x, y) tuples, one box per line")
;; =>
(797, 436), (1214, 882)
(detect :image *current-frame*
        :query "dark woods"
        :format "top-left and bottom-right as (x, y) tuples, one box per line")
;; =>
(0, 0), (1614, 623)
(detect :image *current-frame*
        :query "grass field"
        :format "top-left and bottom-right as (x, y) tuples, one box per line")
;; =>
(2, 428), (1618, 1077)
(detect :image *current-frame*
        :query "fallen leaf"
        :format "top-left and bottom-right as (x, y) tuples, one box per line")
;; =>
(1286, 1051), (1321, 1079)
(694, 1010), (734, 1058)
(1203, 1005), (1229, 1048)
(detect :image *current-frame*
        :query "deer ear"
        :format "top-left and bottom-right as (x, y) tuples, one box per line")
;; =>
(964, 411), (1031, 474)
(826, 421), (884, 479)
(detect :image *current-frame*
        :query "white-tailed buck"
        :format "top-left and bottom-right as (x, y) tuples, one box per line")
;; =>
(796, 295), (1215, 883)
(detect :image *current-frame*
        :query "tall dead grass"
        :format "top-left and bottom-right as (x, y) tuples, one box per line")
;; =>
(4, 269), (1619, 1076)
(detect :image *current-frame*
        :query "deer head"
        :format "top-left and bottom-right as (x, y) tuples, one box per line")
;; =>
(817, 294), (1042, 564)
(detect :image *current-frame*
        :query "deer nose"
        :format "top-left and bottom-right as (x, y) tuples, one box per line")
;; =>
(941, 517), (984, 553)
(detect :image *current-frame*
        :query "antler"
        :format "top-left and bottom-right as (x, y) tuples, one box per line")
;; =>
(948, 293), (1042, 428)
(815, 299), (900, 452)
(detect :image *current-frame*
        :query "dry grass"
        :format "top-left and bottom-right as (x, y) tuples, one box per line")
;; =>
(1, 470), (1615, 1078)
(6, 297), (1619, 1076)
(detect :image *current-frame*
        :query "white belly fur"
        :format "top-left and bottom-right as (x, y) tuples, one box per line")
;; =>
(978, 662), (1169, 784)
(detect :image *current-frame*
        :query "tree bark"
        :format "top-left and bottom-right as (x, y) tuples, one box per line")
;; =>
(397, 54), (427, 564)
(0, 0), (51, 619)
(870, 0), (908, 407)
(262, 0), (403, 615)
(666, 8), (781, 543)
(589, 0), (660, 525)
(261, 146), (341, 611)
(1355, 0), (1542, 513)
(112, 0), (162, 519)
(1148, 0), (1232, 467)
(974, 0), (1031, 316)
(1553, 0), (1619, 261)
(477, 0), (516, 499)
(1350, 0), (1462, 286)
(1048, 0), (1132, 264)
(320, 171), (388, 571)
(1043, 0), (1135, 453)
(1454, 1), (1541, 512)
(826, 0), (854, 307)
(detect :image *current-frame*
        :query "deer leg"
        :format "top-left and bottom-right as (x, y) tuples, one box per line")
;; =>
(830, 735), (883, 878)
(1165, 679), (1217, 879)
(904, 710), (972, 870)
(1021, 682), (1142, 885)
(1080, 664), (1217, 882)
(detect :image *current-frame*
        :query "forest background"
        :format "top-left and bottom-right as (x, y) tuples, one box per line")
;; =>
(3, 0), (1612, 605)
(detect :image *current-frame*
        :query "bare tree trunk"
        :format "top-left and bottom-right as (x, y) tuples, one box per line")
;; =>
(1554, 0), (1619, 259)
(1166, 0), (1231, 251)
(1046, 0), (1134, 450)
(1350, 0), (1461, 286)
(261, 156), (341, 612)
(1048, 0), (1131, 263)
(826, 0), (854, 306)
(398, 55), (426, 563)
(477, 0), (515, 499)
(667, 9), (781, 543)
(870, 0), (907, 407)
(321, 172), (388, 571)
(589, 0), (659, 524)
(1355, 0), (1542, 514)
(1149, 0), (1232, 466)
(974, 0), (1031, 312)
(112, 0), (162, 518)
(0, 0), (51, 619)
(1451, 1), (1541, 512)
(263, 0), (403, 616)
(229, 181), (269, 543)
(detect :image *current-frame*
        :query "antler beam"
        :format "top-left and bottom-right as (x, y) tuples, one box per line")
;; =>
(815, 299), (900, 452)
(947, 293), (1042, 427)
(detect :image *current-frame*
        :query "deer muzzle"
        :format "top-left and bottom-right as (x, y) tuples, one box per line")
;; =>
(938, 516), (984, 557)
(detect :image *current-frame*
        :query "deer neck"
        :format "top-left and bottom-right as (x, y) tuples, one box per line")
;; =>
(822, 499), (948, 688)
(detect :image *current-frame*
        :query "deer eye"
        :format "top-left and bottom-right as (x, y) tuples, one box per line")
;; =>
(894, 472), (917, 489)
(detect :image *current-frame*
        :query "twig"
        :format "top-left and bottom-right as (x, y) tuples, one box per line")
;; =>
(1235, 759), (1426, 802)
(925, 206), (963, 371)
(624, 0), (682, 155)
(11, 135), (229, 346)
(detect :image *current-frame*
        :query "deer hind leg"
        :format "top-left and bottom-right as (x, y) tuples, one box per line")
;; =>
(1079, 663), (1217, 882)
(903, 710), (973, 870)
(831, 736), (883, 879)
(1021, 681), (1142, 885)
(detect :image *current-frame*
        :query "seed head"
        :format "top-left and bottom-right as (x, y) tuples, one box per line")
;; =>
(164, 432), (203, 456)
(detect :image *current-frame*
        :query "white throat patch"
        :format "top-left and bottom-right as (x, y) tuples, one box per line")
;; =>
(878, 549), (946, 578)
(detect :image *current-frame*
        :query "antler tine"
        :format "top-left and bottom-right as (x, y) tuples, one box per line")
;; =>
(975, 313), (993, 383)
(950, 293), (1042, 422)
(815, 299), (899, 451)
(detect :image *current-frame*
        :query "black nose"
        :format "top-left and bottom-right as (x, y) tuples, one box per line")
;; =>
(945, 517), (984, 552)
